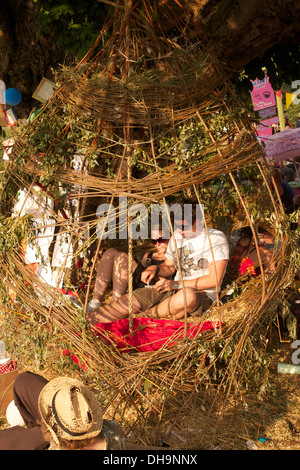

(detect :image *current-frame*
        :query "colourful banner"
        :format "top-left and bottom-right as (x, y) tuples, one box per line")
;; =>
(285, 92), (297, 109)
(250, 76), (276, 111)
(258, 106), (277, 120)
(256, 116), (279, 141)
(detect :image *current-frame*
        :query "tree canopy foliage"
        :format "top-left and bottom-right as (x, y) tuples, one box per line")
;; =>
(1, 0), (300, 116)
(32, 0), (111, 58)
(32, 0), (300, 90)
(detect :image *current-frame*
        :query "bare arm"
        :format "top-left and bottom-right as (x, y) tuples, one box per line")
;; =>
(140, 257), (176, 285)
(155, 259), (228, 293)
(188, 259), (228, 291)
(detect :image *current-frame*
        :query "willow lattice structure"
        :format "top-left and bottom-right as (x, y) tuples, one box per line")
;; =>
(0, 1), (297, 443)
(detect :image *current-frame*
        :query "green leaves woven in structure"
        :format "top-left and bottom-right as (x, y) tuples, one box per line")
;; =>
(0, 215), (32, 257)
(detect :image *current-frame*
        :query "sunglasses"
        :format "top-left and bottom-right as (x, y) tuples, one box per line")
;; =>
(174, 220), (195, 230)
(151, 237), (169, 244)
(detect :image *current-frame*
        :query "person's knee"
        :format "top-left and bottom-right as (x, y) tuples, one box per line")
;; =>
(116, 252), (128, 262)
(179, 287), (197, 310)
(159, 288), (197, 319)
(105, 248), (119, 258)
(14, 372), (47, 396)
(14, 372), (33, 392)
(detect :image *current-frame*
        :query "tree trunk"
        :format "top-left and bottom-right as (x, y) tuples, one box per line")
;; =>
(1, 0), (300, 118)
(0, 0), (65, 119)
(186, 0), (300, 75)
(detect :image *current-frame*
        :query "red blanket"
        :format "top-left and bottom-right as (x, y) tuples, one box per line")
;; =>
(93, 317), (220, 353)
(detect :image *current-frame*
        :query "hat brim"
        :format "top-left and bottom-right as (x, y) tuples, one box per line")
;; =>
(38, 377), (103, 443)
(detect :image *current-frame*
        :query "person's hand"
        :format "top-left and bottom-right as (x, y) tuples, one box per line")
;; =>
(155, 278), (177, 293)
(140, 265), (158, 285)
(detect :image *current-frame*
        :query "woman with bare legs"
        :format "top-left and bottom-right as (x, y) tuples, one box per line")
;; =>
(87, 229), (169, 312)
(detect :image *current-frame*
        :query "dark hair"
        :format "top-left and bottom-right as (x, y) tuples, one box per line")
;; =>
(271, 168), (282, 183)
(171, 197), (201, 227)
(241, 226), (270, 237)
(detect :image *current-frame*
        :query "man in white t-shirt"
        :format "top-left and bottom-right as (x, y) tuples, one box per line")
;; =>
(163, 224), (229, 302)
(85, 200), (229, 324)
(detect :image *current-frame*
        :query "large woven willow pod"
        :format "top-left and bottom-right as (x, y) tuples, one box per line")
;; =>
(0, 1), (296, 446)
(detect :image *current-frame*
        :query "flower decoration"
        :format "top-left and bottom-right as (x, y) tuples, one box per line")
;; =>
(238, 257), (256, 276)
(62, 350), (88, 370)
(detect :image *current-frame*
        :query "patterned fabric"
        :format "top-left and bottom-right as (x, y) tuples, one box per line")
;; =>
(0, 360), (17, 374)
(165, 228), (229, 301)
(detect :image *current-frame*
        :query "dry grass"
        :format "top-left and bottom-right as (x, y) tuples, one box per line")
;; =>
(1, 332), (299, 451)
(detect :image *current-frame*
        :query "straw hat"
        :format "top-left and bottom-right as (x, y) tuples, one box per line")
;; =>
(38, 377), (103, 445)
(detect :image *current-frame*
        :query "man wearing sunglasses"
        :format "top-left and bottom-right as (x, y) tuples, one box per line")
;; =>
(85, 199), (229, 324)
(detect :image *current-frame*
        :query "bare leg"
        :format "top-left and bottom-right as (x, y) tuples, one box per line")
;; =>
(86, 293), (142, 324)
(249, 247), (275, 273)
(92, 248), (137, 302)
(111, 252), (137, 302)
(92, 248), (117, 301)
(86, 288), (198, 325)
(153, 288), (197, 320)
